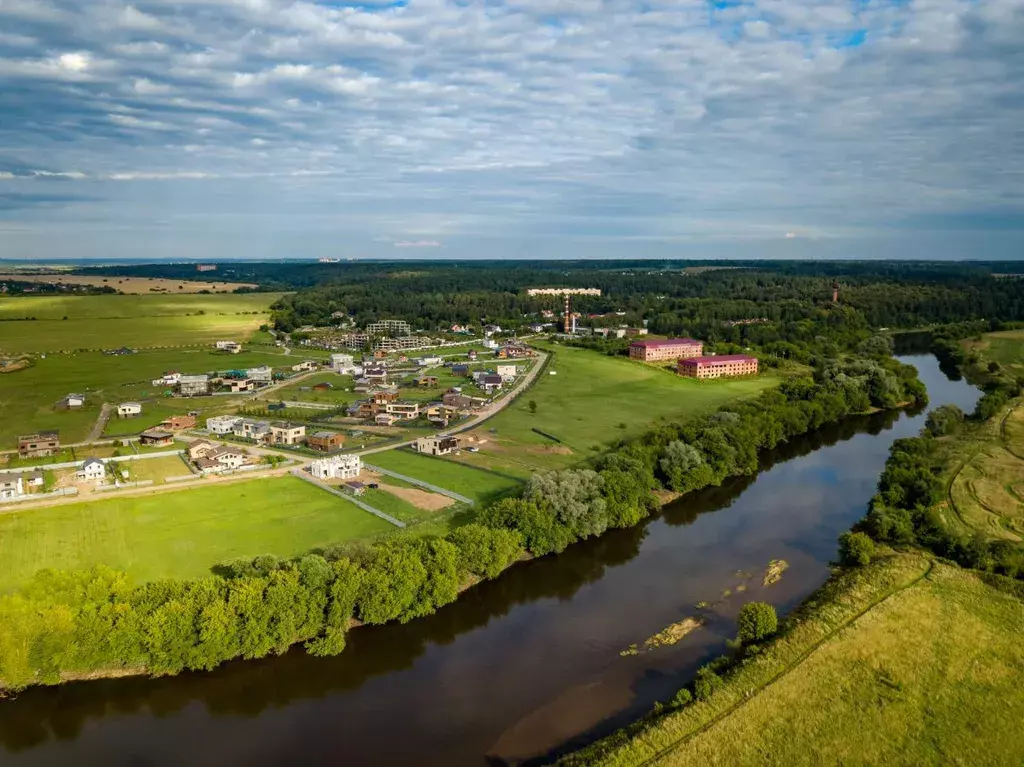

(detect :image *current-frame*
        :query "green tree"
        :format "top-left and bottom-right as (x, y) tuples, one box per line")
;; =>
(839, 531), (875, 566)
(736, 601), (778, 644)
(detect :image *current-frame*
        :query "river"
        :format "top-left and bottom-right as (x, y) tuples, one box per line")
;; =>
(0, 354), (980, 767)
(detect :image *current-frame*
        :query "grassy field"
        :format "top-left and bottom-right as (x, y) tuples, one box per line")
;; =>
(0, 274), (257, 293)
(450, 343), (776, 472)
(0, 475), (393, 592)
(963, 329), (1024, 378)
(366, 448), (522, 504)
(571, 555), (1024, 766)
(0, 293), (281, 354)
(118, 455), (192, 485)
(0, 346), (300, 446)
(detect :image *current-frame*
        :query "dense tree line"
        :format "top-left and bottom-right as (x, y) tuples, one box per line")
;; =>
(0, 346), (927, 691)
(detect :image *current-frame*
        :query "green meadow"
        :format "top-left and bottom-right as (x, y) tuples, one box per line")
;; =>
(366, 449), (522, 504)
(0, 293), (281, 354)
(480, 343), (777, 456)
(0, 346), (301, 447)
(0, 475), (393, 592)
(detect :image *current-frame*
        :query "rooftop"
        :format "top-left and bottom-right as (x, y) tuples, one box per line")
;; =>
(630, 338), (701, 348)
(679, 354), (757, 364)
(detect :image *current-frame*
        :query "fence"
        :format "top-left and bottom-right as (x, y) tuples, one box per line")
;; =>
(0, 487), (78, 505)
(291, 469), (405, 528)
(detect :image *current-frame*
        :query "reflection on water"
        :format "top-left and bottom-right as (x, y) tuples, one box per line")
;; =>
(0, 355), (980, 767)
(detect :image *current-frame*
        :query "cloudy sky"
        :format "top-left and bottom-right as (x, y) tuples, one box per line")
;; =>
(0, 0), (1022, 260)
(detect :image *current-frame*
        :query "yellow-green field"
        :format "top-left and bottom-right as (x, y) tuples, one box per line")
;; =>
(0, 293), (281, 354)
(569, 556), (1024, 767)
(963, 329), (1024, 378)
(0, 475), (393, 592)
(0, 273), (257, 294)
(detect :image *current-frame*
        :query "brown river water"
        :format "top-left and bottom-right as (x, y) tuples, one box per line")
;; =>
(0, 354), (980, 767)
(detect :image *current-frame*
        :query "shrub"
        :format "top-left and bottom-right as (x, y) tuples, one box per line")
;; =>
(736, 601), (778, 644)
(693, 667), (724, 701)
(839, 531), (875, 566)
(672, 688), (693, 708)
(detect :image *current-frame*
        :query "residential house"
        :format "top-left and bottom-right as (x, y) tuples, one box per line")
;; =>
(117, 402), (142, 418)
(442, 392), (487, 411)
(152, 372), (181, 387)
(18, 431), (59, 458)
(344, 480), (367, 496)
(483, 338), (499, 350)
(471, 370), (488, 385)
(386, 401), (421, 420)
(451, 363), (470, 376)
(0, 472), (24, 500)
(77, 458), (106, 484)
(416, 356), (443, 367)
(372, 349), (389, 360)
(291, 360), (319, 373)
(425, 403), (456, 427)
(496, 364), (519, 381)
(178, 374), (210, 396)
(309, 454), (361, 480)
(207, 446), (247, 469)
(247, 366), (273, 383)
(467, 350), (478, 361)
(484, 324), (502, 336)
(187, 439), (215, 461)
(307, 431), (344, 452)
(414, 435), (461, 456)
(677, 355), (758, 379)
(225, 378), (255, 393)
(348, 400), (376, 419)
(160, 414), (196, 431)
(57, 393), (85, 409)
(374, 413), (398, 427)
(629, 338), (702, 362)
(364, 366), (388, 382)
(234, 419), (272, 442)
(415, 375), (439, 387)
(139, 429), (175, 447)
(481, 375), (503, 394)
(215, 340), (242, 354)
(496, 343), (535, 359)
(269, 422), (306, 445)
(624, 327), (649, 337)
(206, 415), (243, 435)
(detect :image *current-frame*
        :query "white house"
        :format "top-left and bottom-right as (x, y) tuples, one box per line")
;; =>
(78, 458), (106, 483)
(117, 402), (142, 418)
(215, 340), (242, 353)
(247, 366), (273, 382)
(331, 354), (356, 374)
(234, 418), (272, 442)
(291, 360), (318, 372)
(208, 447), (246, 469)
(59, 393), (85, 409)
(0, 472), (24, 500)
(152, 372), (181, 387)
(483, 338), (499, 350)
(416, 356), (444, 367)
(496, 364), (519, 381)
(269, 422), (306, 445)
(309, 454), (362, 480)
(206, 415), (243, 435)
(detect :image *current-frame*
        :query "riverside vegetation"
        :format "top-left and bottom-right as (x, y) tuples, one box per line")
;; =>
(557, 326), (1024, 766)
(0, 348), (927, 690)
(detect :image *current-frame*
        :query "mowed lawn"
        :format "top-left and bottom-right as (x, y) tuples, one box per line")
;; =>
(367, 449), (521, 504)
(0, 476), (393, 591)
(593, 557), (1024, 767)
(486, 344), (778, 451)
(0, 293), (281, 354)
(963, 330), (1024, 377)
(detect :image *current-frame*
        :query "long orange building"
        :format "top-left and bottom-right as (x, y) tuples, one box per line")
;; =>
(677, 354), (758, 379)
(628, 338), (703, 362)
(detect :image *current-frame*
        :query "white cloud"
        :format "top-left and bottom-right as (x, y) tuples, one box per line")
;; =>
(0, 0), (1021, 258)
(393, 240), (443, 248)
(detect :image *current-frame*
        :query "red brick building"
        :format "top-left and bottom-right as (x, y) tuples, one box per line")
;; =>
(629, 338), (703, 362)
(677, 354), (758, 379)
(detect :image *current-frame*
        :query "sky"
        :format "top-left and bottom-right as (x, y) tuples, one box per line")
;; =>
(0, 0), (1022, 261)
